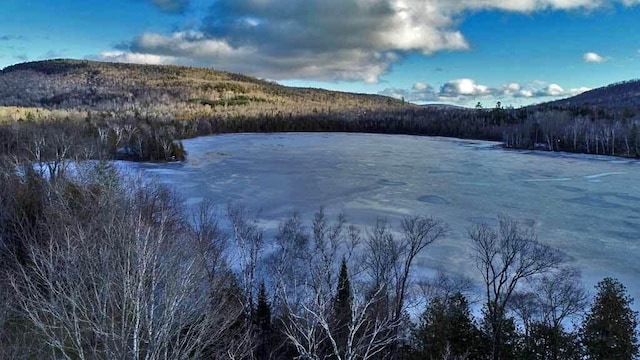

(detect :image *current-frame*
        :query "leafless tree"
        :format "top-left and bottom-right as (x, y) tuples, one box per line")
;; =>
(363, 216), (447, 343)
(508, 291), (541, 338)
(419, 270), (476, 306)
(192, 199), (230, 287)
(469, 215), (564, 360)
(280, 280), (400, 360)
(394, 216), (448, 322)
(268, 212), (310, 312)
(272, 211), (430, 360)
(227, 203), (264, 316)
(6, 165), (250, 359)
(534, 266), (588, 330)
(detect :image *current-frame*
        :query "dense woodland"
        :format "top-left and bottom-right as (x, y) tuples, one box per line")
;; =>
(1, 60), (640, 358)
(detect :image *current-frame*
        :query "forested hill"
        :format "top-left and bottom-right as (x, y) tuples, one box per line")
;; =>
(540, 79), (640, 110)
(1, 59), (640, 162)
(0, 59), (411, 119)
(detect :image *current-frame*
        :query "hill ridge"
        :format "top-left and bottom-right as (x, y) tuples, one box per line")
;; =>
(0, 59), (410, 119)
(541, 79), (640, 110)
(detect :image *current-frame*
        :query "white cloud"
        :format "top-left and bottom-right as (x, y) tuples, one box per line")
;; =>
(134, 32), (253, 59)
(545, 83), (566, 96)
(380, 78), (591, 104)
(532, 83), (591, 97)
(103, 31), (397, 83)
(568, 86), (592, 96)
(501, 82), (522, 96)
(413, 82), (429, 91)
(98, 0), (638, 82)
(518, 89), (535, 98)
(97, 51), (173, 65)
(583, 52), (607, 63)
(440, 79), (492, 97)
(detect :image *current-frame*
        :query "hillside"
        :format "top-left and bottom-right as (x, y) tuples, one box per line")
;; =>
(1, 59), (639, 162)
(541, 79), (640, 110)
(0, 59), (411, 122)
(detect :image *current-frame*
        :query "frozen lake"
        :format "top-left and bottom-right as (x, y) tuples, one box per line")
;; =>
(126, 132), (640, 301)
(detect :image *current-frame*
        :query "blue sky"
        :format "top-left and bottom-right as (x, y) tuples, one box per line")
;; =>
(1, 0), (639, 107)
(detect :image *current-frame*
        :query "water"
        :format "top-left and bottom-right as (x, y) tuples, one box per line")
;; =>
(125, 132), (640, 301)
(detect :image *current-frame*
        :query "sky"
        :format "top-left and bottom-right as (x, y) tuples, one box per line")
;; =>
(1, 0), (639, 107)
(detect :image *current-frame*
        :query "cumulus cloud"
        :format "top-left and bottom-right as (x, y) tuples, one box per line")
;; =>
(543, 83), (565, 96)
(413, 82), (429, 91)
(440, 79), (492, 97)
(513, 83), (591, 98)
(99, 0), (639, 82)
(96, 50), (173, 65)
(149, 0), (189, 13)
(380, 79), (591, 104)
(583, 52), (607, 63)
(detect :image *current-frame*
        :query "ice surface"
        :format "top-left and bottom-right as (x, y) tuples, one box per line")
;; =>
(125, 133), (640, 307)
(418, 195), (450, 204)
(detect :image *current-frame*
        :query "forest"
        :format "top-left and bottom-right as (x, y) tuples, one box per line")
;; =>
(0, 158), (638, 359)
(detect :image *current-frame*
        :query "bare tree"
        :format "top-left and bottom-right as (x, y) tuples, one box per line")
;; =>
(506, 268), (587, 360)
(419, 270), (476, 305)
(535, 267), (588, 330)
(192, 199), (230, 287)
(268, 212), (309, 312)
(228, 203), (264, 316)
(363, 217), (447, 345)
(507, 291), (540, 339)
(280, 279), (400, 360)
(394, 216), (448, 322)
(470, 215), (564, 360)
(272, 212), (426, 360)
(6, 165), (249, 359)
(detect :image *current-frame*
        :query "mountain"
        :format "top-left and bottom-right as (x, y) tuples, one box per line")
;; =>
(0, 59), (411, 121)
(540, 79), (640, 110)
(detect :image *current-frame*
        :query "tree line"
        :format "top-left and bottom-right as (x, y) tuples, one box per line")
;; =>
(2, 99), (639, 166)
(0, 159), (637, 359)
(5, 96), (640, 168)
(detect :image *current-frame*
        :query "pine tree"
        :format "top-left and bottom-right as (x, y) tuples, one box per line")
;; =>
(522, 322), (581, 360)
(479, 306), (521, 360)
(332, 257), (353, 358)
(254, 281), (272, 360)
(582, 278), (639, 360)
(412, 292), (484, 359)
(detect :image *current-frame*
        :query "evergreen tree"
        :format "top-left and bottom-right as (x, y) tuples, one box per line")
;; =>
(479, 307), (521, 360)
(332, 257), (353, 358)
(519, 322), (582, 360)
(254, 281), (272, 359)
(412, 292), (484, 359)
(582, 278), (639, 360)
